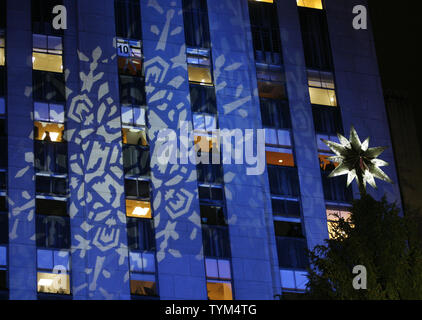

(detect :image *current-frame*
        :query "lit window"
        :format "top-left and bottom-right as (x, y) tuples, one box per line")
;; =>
(257, 67), (286, 100)
(37, 249), (70, 295)
(205, 258), (233, 300)
(122, 127), (148, 146)
(117, 39), (143, 77)
(308, 70), (337, 106)
(34, 121), (65, 142)
(34, 102), (64, 123)
(326, 206), (352, 239)
(297, 0), (323, 10)
(280, 269), (309, 291)
(266, 150), (295, 167)
(32, 34), (63, 73)
(253, 0), (273, 3)
(0, 31), (5, 66)
(129, 251), (158, 296)
(126, 199), (152, 218)
(187, 47), (213, 85)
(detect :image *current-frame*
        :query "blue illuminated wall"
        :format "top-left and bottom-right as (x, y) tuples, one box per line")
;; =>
(2, 0), (401, 300)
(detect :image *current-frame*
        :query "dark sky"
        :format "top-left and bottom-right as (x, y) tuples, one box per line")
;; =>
(368, 0), (422, 147)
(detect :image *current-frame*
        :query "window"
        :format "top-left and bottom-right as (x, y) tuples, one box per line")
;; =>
(190, 84), (217, 114)
(34, 140), (67, 174)
(37, 249), (70, 295)
(0, 30), (4, 66)
(268, 166), (300, 197)
(248, 0), (282, 65)
(126, 199), (152, 219)
(34, 102), (64, 123)
(260, 99), (291, 129)
(32, 34), (63, 73)
(129, 251), (158, 297)
(117, 39), (143, 77)
(272, 198), (301, 219)
(0, 246), (7, 292)
(299, 7), (332, 70)
(201, 205), (231, 258)
(123, 145), (151, 177)
(308, 70), (337, 106)
(119, 75), (146, 106)
(122, 127), (148, 146)
(36, 175), (67, 196)
(275, 221), (308, 269)
(197, 156), (224, 184)
(297, 0), (323, 10)
(122, 105), (146, 127)
(320, 160), (353, 203)
(187, 48), (213, 85)
(125, 178), (150, 200)
(182, 0), (210, 48)
(33, 70), (65, 102)
(313, 104), (343, 135)
(326, 206), (352, 239)
(280, 269), (308, 291)
(115, 0), (142, 39)
(257, 66), (286, 100)
(193, 112), (218, 153)
(205, 258), (233, 300)
(32, 0), (63, 35)
(0, 197), (8, 246)
(36, 199), (70, 249)
(199, 185), (224, 203)
(127, 218), (155, 251)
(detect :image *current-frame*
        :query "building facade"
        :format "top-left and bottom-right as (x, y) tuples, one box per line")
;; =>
(0, 0), (401, 300)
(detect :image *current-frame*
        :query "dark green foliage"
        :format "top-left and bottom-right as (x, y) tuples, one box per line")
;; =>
(306, 194), (422, 299)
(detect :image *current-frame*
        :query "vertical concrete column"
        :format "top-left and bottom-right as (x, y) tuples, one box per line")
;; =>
(65, 0), (130, 299)
(7, 0), (37, 300)
(141, 0), (206, 300)
(325, 0), (402, 205)
(276, 0), (329, 251)
(207, 0), (277, 299)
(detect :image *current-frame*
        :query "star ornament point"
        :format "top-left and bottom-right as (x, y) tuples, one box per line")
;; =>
(321, 126), (393, 191)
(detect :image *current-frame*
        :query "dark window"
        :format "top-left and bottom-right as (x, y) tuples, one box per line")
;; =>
(248, 1), (282, 65)
(0, 204), (8, 244)
(32, 0), (63, 35)
(199, 186), (224, 203)
(312, 105), (343, 135)
(0, 136), (7, 168)
(274, 221), (304, 238)
(200, 205), (226, 226)
(115, 0), (142, 39)
(36, 199), (67, 216)
(260, 98), (291, 129)
(276, 237), (308, 269)
(182, 0), (210, 48)
(36, 176), (67, 196)
(127, 218), (155, 251)
(272, 199), (301, 218)
(33, 70), (66, 102)
(321, 168), (353, 203)
(268, 166), (300, 197)
(197, 152), (223, 184)
(123, 145), (150, 176)
(201, 205), (230, 259)
(34, 141), (68, 174)
(0, 68), (5, 97)
(119, 75), (146, 106)
(0, 0), (5, 29)
(125, 179), (150, 199)
(299, 7), (333, 71)
(190, 84), (217, 114)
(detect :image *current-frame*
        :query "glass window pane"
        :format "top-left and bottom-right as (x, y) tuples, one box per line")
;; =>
(193, 114), (205, 131)
(207, 281), (233, 300)
(297, 0), (323, 9)
(217, 260), (231, 280)
(34, 102), (49, 122)
(48, 36), (63, 52)
(142, 252), (155, 273)
(129, 251), (143, 272)
(37, 272), (70, 295)
(0, 98), (4, 115)
(133, 107), (146, 126)
(50, 104), (65, 123)
(33, 34), (47, 50)
(0, 246), (6, 266)
(54, 251), (69, 272)
(126, 199), (152, 219)
(265, 128), (278, 145)
(295, 271), (309, 290)
(205, 258), (218, 278)
(205, 115), (216, 131)
(188, 65), (213, 85)
(121, 106), (133, 125)
(309, 87), (337, 106)
(37, 249), (54, 270)
(277, 129), (291, 147)
(280, 269), (295, 289)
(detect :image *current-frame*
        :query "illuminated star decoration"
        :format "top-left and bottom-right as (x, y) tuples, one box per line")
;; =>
(322, 126), (393, 192)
